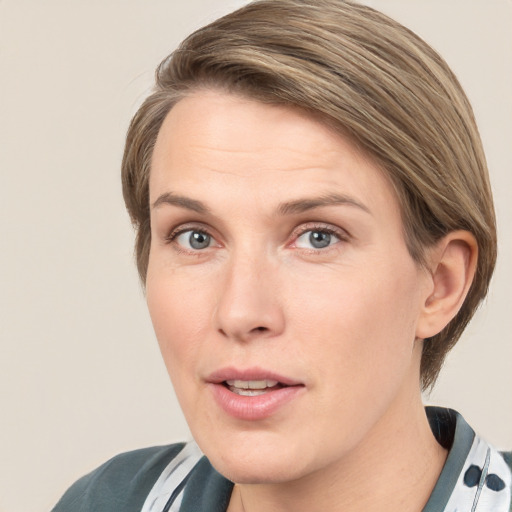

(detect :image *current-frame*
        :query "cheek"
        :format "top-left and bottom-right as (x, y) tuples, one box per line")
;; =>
(288, 259), (425, 381)
(290, 261), (421, 338)
(146, 266), (214, 378)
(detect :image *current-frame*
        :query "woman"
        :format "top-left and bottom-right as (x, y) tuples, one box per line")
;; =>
(52, 0), (511, 510)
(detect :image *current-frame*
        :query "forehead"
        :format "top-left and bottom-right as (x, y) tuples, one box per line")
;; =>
(150, 90), (399, 218)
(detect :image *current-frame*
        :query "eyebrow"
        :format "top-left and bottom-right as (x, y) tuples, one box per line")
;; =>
(277, 193), (371, 216)
(152, 192), (210, 214)
(151, 191), (371, 216)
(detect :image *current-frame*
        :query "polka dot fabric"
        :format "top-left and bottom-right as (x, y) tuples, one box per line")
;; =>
(444, 436), (511, 511)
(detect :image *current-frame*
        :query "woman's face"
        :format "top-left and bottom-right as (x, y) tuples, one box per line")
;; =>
(147, 90), (433, 484)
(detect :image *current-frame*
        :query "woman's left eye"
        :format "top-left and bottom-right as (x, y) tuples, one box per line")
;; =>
(295, 229), (341, 249)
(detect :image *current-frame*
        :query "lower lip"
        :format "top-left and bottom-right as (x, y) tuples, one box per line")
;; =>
(208, 383), (304, 421)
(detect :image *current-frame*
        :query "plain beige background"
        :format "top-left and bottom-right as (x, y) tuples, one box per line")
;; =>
(1, 1), (510, 511)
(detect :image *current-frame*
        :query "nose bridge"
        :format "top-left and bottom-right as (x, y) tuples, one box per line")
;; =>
(214, 243), (284, 341)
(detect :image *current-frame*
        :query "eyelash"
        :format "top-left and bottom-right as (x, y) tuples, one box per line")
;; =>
(165, 222), (349, 254)
(291, 223), (348, 252)
(165, 223), (215, 255)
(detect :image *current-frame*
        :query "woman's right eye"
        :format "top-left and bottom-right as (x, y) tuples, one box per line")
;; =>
(173, 229), (214, 250)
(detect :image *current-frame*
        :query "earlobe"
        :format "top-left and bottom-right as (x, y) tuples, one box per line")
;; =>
(416, 231), (478, 340)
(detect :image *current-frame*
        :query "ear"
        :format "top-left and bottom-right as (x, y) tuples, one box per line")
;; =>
(416, 230), (478, 339)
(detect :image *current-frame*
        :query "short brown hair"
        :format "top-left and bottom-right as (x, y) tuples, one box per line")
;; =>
(121, 0), (497, 390)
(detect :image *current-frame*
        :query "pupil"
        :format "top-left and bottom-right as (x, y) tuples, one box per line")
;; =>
(310, 231), (330, 248)
(190, 231), (210, 249)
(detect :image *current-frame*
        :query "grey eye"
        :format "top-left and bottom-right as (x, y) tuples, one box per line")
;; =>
(176, 230), (212, 250)
(296, 230), (338, 249)
(309, 231), (331, 248)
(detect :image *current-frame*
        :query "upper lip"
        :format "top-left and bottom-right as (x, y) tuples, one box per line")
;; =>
(205, 367), (304, 387)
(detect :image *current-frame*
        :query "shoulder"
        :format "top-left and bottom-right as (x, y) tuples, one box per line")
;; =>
(51, 443), (186, 512)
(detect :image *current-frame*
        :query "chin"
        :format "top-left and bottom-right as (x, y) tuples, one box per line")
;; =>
(196, 432), (315, 485)
(212, 456), (306, 485)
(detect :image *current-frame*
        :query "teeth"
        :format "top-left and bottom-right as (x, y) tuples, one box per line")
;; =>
(230, 388), (269, 396)
(224, 380), (282, 396)
(225, 379), (279, 390)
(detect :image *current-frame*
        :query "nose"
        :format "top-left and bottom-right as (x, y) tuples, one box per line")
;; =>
(213, 250), (285, 342)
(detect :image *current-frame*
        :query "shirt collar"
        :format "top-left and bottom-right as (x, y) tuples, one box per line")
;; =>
(423, 406), (511, 511)
(178, 407), (511, 512)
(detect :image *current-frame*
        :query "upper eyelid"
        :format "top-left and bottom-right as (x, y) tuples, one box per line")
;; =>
(166, 222), (214, 240)
(291, 222), (350, 240)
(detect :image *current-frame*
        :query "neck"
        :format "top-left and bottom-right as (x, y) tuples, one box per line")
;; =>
(228, 374), (447, 512)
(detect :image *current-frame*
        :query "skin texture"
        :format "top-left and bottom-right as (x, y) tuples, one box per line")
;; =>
(146, 90), (477, 512)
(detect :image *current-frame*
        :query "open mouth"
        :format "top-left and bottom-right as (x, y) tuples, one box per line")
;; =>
(223, 379), (288, 396)
(208, 371), (305, 420)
